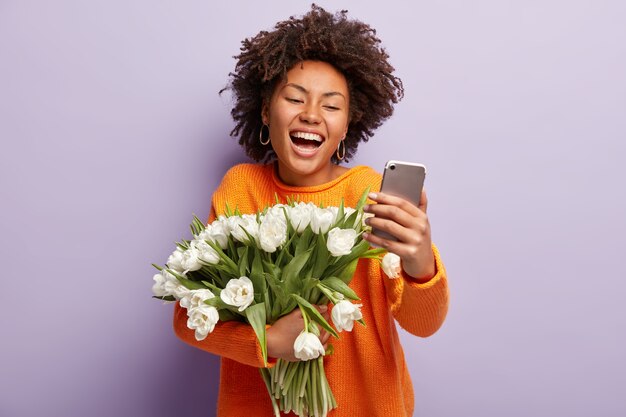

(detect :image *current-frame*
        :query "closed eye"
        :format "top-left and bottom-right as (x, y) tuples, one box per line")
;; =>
(286, 97), (303, 104)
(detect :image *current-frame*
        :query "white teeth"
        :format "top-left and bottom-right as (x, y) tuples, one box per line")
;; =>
(291, 131), (323, 142)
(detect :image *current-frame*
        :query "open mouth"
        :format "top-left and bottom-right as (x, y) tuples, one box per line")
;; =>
(290, 131), (324, 152)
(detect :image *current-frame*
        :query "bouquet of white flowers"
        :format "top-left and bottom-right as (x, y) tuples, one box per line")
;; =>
(152, 190), (387, 417)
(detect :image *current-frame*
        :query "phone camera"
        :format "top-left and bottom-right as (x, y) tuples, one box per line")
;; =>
(389, 164), (396, 170)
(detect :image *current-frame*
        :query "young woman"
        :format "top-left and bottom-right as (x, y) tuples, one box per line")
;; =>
(173, 6), (449, 416)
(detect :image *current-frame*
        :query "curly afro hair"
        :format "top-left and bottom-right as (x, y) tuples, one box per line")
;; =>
(222, 4), (404, 163)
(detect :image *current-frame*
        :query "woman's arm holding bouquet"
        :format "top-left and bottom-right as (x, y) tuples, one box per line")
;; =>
(362, 190), (449, 336)
(173, 302), (271, 368)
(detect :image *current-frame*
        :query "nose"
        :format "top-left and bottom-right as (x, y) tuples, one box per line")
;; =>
(299, 104), (321, 124)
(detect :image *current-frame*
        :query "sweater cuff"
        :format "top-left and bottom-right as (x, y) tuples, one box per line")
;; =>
(400, 244), (445, 288)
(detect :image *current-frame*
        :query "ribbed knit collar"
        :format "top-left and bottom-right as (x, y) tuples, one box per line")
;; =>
(267, 162), (371, 194)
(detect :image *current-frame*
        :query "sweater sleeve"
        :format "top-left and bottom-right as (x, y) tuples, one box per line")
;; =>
(382, 244), (449, 337)
(173, 303), (274, 368)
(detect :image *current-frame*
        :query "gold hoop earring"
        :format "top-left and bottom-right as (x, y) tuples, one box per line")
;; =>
(259, 124), (270, 145)
(336, 140), (345, 161)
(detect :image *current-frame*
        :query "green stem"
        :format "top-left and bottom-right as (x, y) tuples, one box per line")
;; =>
(278, 360), (288, 387)
(303, 311), (310, 332)
(300, 360), (310, 398)
(319, 357), (328, 416)
(282, 360), (299, 394)
(311, 359), (319, 417)
(259, 368), (281, 417)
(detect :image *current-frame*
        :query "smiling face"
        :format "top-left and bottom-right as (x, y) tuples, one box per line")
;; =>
(262, 60), (350, 187)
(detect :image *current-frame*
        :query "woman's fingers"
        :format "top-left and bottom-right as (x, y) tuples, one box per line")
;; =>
(364, 193), (426, 228)
(368, 192), (423, 216)
(363, 191), (430, 243)
(418, 189), (428, 213)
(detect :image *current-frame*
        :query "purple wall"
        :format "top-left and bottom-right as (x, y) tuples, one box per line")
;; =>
(1, 1), (625, 416)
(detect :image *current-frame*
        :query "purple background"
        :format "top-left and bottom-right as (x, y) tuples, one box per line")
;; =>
(1, 1), (625, 416)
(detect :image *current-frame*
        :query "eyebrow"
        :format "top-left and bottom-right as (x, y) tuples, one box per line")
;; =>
(284, 83), (347, 100)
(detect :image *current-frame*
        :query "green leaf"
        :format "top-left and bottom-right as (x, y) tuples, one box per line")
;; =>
(152, 295), (175, 302)
(319, 277), (360, 300)
(355, 187), (371, 212)
(294, 227), (314, 257)
(262, 265), (288, 322)
(198, 268), (222, 286)
(152, 263), (164, 271)
(238, 246), (249, 277)
(361, 247), (387, 259)
(350, 238), (372, 257)
(302, 277), (320, 294)
(270, 297), (284, 323)
(218, 309), (238, 322)
(190, 214), (206, 236)
(335, 258), (360, 284)
(277, 250), (294, 270)
(227, 235), (239, 263)
(282, 250), (312, 295)
(327, 238), (370, 276)
(263, 288), (272, 319)
(204, 239), (239, 278)
(203, 296), (225, 308)
(168, 270), (207, 290)
(240, 226), (259, 247)
(200, 280), (222, 294)
(335, 199), (345, 226)
(312, 233), (330, 278)
(291, 294), (338, 338)
(344, 209), (361, 231)
(248, 248), (267, 301)
(245, 303), (268, 366)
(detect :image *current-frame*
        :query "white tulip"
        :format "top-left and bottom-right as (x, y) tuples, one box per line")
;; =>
(181, 245), (203, 272)
(180, 289), (215, 310)
(381, 252), (402, 279)
(326, 227), (357, 257)
(152, 271), (171, 298)
(220, 276), (255, 311)
(310, 207), (335, 234)
(186, 304), (219, 341)
(288, 202), (314, 233)
(267, 204), (289, 223)
(227, 214), (260, 244)
(331, 300), (363, 332)
(198, 220), (229, 249)
(293, 331), (325, 361)
(258, 212), (288, 253)
(191, 239), (220, 265)
(152, 269), (188, 299)
(166, 248), (185, 273)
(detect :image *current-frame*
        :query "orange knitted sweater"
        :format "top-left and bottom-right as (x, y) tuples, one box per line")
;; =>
(173, 163), (449, 417)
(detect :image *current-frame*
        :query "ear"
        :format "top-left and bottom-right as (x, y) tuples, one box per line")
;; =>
(261, 102), (270, 125)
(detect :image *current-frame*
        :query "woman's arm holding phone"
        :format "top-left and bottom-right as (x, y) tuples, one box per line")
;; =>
(362, 189), (436, 282)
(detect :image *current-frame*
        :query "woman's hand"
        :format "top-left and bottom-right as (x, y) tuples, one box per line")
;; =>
(362, 190), (436, 283)
(266, 305), (331, 362)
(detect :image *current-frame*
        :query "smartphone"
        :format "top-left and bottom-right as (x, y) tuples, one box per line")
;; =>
(371, 160), (427, 241)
